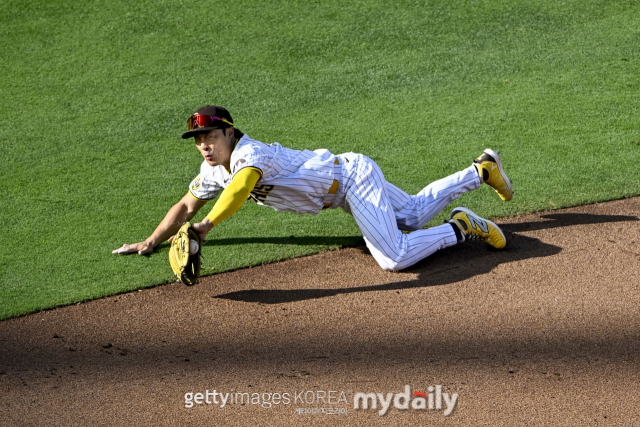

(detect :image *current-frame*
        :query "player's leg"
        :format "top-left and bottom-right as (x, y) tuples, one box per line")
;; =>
(344, 155), (460, 270)
(388, 149), (513, 231)
(386, 166), (480, 231)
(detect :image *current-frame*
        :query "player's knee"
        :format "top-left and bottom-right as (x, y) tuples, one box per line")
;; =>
(377, 257), (403, 271)
(397, 223), (420, 232)
(396, 214), (429, 231)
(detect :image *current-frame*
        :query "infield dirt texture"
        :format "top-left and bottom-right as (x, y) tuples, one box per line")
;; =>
(1, 198), (639, 425)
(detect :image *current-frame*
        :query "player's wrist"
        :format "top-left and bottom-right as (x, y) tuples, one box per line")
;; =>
(144, 238), (158, 248)
(200, 218), (214, 231)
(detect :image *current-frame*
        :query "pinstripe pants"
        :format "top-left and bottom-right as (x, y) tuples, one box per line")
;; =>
(334, 153), (480, 271)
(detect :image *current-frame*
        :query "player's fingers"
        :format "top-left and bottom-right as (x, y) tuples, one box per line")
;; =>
(167, 235), (174, 242)
(112, 244), (133, 254)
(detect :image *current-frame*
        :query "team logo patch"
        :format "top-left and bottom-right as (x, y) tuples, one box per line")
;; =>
(191, 175), (202, 191)
(234, 159), (246, 172)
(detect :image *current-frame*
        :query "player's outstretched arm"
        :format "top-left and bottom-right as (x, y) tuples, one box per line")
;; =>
(112, 193), (208, 255)
(191, 167), (261, 241)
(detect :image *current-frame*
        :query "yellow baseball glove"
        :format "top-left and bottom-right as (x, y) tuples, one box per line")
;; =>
(169, 222), (202, 286)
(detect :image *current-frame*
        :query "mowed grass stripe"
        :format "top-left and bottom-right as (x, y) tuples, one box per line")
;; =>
(0, 0), (638, 319)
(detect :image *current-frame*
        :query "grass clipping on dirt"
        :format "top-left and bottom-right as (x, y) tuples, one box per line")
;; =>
(1, 0), (639, 320)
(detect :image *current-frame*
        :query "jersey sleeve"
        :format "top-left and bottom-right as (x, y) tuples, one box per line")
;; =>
(229, 142), (272, 182)
(205, 168), (262, 226)
(189, 164), (225, 201)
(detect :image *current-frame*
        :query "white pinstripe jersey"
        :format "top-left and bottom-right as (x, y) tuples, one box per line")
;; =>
(189, 134), (338, 215)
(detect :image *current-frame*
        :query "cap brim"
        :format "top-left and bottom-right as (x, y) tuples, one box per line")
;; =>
(181, 126), (223, 139)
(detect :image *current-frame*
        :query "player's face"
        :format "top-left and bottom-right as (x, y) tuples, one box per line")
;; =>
(194, 128), (235, 168)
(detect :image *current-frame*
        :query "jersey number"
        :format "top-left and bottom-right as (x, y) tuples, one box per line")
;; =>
(249, 185), (275, 203)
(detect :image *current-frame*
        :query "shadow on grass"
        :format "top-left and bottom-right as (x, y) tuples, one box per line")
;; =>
(214, 212), (638, 304)
(202, 236), (364, 247)
(153, 236), (363, 252)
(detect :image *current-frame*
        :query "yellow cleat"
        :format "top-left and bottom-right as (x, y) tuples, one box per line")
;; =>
(449, 207), (506, 249)
(474, 149), (513, 201)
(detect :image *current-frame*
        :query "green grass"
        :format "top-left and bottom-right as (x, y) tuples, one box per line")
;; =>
(1, 0), (639, 320)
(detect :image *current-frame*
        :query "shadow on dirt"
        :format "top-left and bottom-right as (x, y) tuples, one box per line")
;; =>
(1, 213), (639, 380)
(501, 212), (638, 233)
(215, 212), (638, 304)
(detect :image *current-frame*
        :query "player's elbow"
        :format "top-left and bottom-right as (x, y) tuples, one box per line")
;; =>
(179, 193), (207, 220)
(178, 202), (198, 217)
(184, 203), (201, 221)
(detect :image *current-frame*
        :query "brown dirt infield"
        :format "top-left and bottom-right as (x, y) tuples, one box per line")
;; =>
(1, 197), (639, 426)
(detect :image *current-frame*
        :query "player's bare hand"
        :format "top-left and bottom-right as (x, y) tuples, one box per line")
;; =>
(112, 241), (154, 255)
(192, 219), (214, 241)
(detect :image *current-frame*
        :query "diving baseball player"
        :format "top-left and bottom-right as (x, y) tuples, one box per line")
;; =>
(113, 105), (513, 271)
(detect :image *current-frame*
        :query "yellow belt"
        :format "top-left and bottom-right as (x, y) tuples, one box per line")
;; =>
(322, 158), (340, 209)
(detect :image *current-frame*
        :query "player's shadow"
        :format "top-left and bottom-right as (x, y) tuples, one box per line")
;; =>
(499, 212), (637, 233)
(214, 212), (638, 304)
(201, 235), (364, 247)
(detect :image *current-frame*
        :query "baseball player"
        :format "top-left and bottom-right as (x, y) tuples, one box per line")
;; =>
(113, 105), (513, 271)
